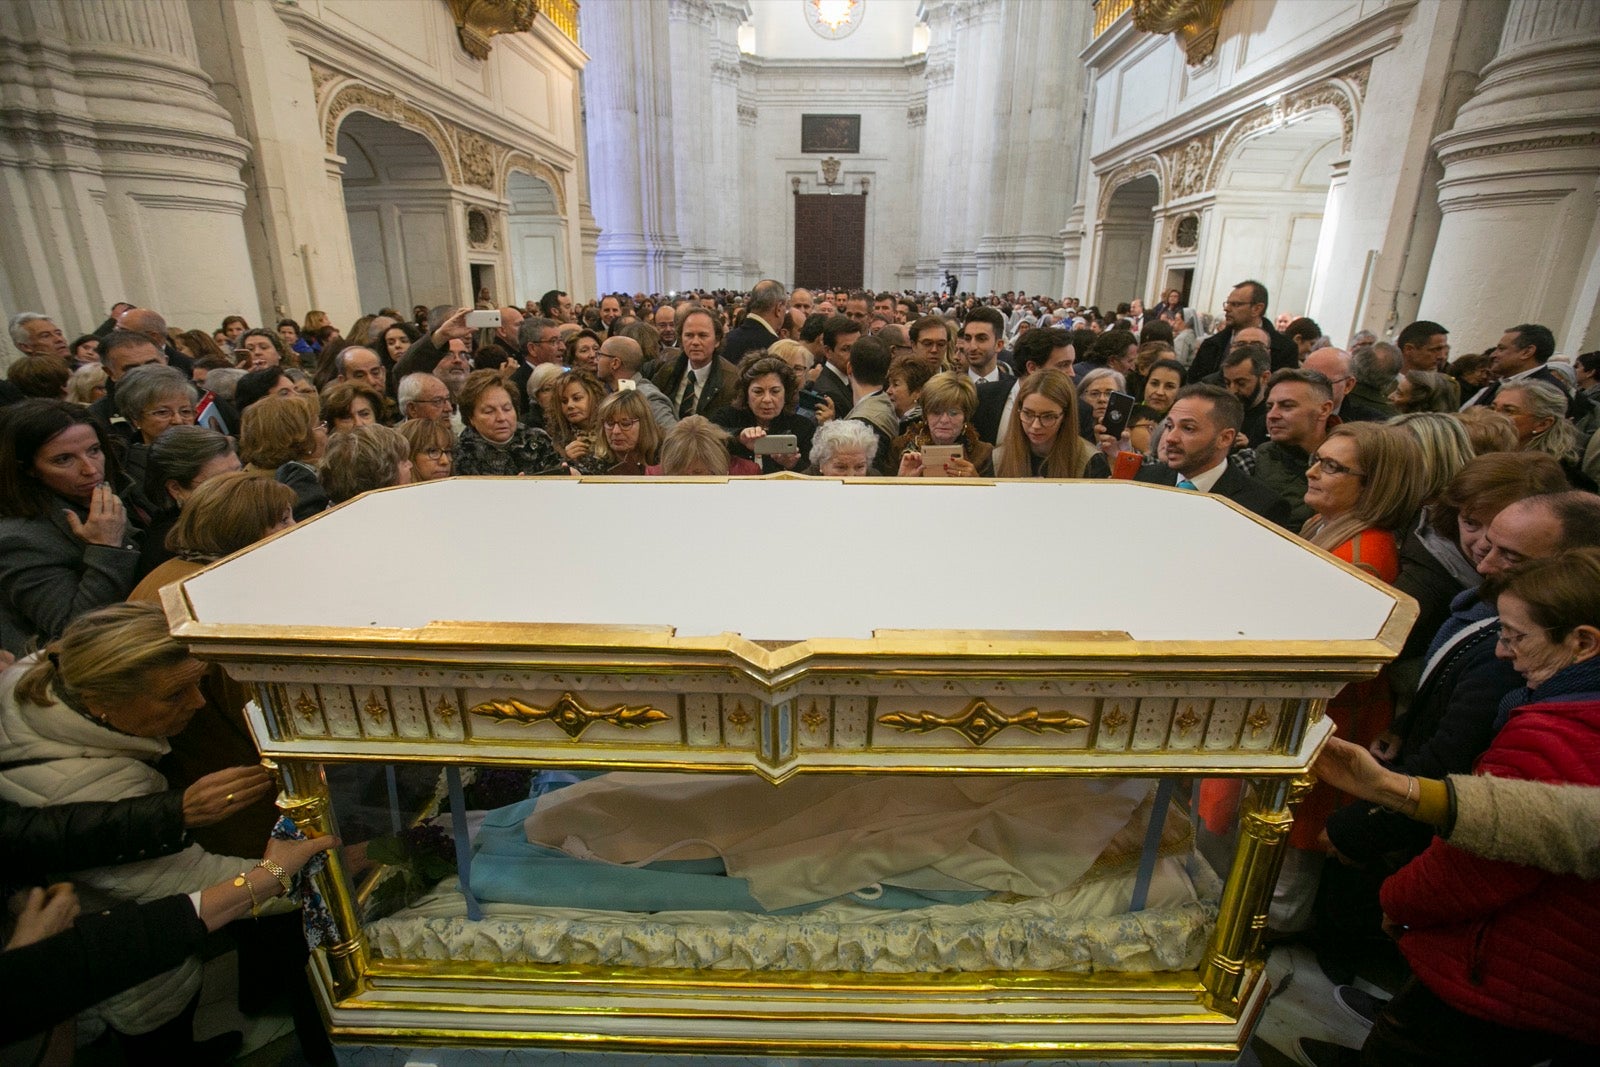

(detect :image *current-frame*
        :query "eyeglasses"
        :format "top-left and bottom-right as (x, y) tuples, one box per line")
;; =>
(1307, 454), (1365, 479)
(1019, 409), (1063, 426)
(605, 418), (640, 431)
(1222, 300), (1256, 309)
(1496, 624), (1552, 652)
(145, 407), (195, 421)
(421, 447), (455, 461)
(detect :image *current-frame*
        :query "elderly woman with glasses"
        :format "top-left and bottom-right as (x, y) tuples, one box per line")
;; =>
(395, 417), (455, 481)
(891, 371), (992, 478)
(114, 365), (198, 516)
(1356, 549), (1600, 1066)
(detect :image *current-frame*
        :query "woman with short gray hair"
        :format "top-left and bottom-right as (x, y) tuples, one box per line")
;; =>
(1493, 380), (1587, 486)
(807, 419), (879, 477)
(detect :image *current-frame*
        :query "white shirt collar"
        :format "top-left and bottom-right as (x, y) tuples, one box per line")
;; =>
(1184, 458), (1230, 494)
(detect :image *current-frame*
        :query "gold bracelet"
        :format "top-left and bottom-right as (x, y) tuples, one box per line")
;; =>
(1404, 775), (1418, 814)
(256, 859), (292, 895)
(233, 871), (260, 915)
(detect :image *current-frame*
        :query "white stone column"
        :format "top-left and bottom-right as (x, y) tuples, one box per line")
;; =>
(583, 0), (646, 292)
(667, 0), (715, 289)
(915, 1), (959, 289)
(0, 0), (255, 331)
(1418, 0), (1600, 352)
(707, 2), (747, 289)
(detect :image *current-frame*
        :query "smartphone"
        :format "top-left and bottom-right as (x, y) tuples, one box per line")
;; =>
(465, 309), (502, 329)
(1101, 390), (1136, 437)
(796, 388), (827, 413)
(1110, 450), (1144, 479)
(920, 444), (964, 474)
(751, 433), (799, 456)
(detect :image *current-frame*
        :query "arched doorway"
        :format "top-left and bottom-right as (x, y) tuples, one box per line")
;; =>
(1203, 112), (1341, 324)
(1095, 175), (1160, 308)
(507, 171), (567, 307)
(337, 112), (456, 312)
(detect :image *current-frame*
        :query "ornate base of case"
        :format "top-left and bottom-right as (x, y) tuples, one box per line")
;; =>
(312, 956), (1271, 1060)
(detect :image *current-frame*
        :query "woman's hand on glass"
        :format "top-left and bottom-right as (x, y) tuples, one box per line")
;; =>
(183, 765), (275, 828)
(1312, 735), (1403, 805)
(262, 833), (339, 884)
(66, 485), (126, 547)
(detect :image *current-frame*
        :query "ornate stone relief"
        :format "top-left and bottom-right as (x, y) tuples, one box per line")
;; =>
(1159, 130), (1217, 201)
(466, 206), (501, 250)
(737, 102), (758, 126)
(1201, 78), (1359, 190)
(444, 0), (536, 61)
(456, 128), (498, 189)
(322, 82), (465, 186)
(1131, 0), (1231, 66)
(1163, 213), (1200, 253)
(907, 103), (927, 127)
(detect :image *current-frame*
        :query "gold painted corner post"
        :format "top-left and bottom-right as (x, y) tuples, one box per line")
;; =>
(273, 760), (370, 1001)
(1199, 773), (1313, 1012)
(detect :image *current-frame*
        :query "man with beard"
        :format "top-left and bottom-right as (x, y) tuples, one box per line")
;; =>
(1188, 279), (1299, 381)
(1137, 384), (1290, 526)
(1221, 342), (1272, 448)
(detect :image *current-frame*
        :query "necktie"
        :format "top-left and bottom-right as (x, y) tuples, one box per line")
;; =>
(1176, 477), (1198, 490)
(679, 370), (697, 418)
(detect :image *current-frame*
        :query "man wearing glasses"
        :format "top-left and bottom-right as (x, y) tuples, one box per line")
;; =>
(1188, 279), (1300, 382)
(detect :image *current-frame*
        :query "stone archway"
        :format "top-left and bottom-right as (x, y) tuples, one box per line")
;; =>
(506, 170), (569, 305)
(1203, 110), (1343, 324)
(1095, 174), (1161, 308)
(337, 111), (457, 312)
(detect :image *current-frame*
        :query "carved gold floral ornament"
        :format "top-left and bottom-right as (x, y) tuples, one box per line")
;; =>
(445, 0), (536, 60)
(1132, 0), (1231, 66)
(470, 692), (669, 739)
(878, 698), (1090, 747)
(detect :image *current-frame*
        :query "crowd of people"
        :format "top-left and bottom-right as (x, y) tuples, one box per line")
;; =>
(2, 278), (1598, 1065)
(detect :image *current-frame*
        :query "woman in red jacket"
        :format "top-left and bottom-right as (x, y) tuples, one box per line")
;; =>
(1367, 548), (1600, 1065)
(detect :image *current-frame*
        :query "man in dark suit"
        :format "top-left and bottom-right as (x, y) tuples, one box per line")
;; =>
(1464, 322), (1593, 421)
(972, 326), (1075, 444)
(808, 315), (859, 421)
(1138, 383), (1292, 527)
(1188, 279), (1299, 382)
(649, 307), (738, 421)
(721, 279), (787, 366)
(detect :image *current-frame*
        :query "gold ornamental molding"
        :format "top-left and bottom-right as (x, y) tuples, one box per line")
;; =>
(470, 692), (670, 738)
(320, 79), (465, 186)
(878, 698), (1090, 747)
(445, 0), (536, 60)
(1132, 0), (1231, 66)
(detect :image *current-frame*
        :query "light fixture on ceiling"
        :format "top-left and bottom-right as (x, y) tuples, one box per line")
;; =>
(805, 0), (864, 40)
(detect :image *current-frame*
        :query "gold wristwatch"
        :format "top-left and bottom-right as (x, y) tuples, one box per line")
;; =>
(256, 859), (293, 895)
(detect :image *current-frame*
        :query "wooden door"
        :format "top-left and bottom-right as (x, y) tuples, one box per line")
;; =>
(794, 194), (865, 291)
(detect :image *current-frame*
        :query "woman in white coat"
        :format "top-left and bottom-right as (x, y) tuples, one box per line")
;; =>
(0, 603), (296, 1059)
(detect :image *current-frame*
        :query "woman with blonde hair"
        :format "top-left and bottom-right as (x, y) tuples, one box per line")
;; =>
(1276, 422), (1422, 926)
(128, 472), (295, 602)
(650, 415), (758, 476)
(238, 394), (327, 521)
(0, 603), (330, 1058)
(524, 362), (566, 431)
(592, 389), (662, 475)
(1456, 407), (1520, 455)
(66, 363), (108, 405)
(543, 369), (607, 473)
(891, 371), (992, 477)
(994, 369), (1095, 478)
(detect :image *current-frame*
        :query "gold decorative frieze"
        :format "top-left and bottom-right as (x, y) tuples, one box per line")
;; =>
(363, 690), (389, 726)
(878, 698), (1090, 747)
(469, 692), (669, 738)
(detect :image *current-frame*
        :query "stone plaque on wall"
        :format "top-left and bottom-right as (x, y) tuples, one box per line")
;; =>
(801, 114), (861, 154)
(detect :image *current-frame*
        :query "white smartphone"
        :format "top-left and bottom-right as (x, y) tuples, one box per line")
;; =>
(465, 309), (501, 329)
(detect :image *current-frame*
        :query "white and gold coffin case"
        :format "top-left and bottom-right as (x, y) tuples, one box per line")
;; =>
(163, 476), (1415, 1059)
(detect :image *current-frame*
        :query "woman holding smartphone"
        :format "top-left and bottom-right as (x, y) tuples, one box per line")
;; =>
(712, 354), (812, 473)
(891, 372), (992, 477)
